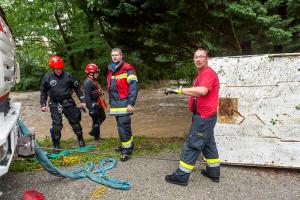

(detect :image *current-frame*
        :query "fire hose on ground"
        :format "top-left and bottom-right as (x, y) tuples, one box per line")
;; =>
(17, 120), (131, 190)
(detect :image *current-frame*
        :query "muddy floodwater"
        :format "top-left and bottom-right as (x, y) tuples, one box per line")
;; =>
(11, 89), (191, 140)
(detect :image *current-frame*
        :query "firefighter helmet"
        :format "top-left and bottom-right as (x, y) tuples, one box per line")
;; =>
(85, 63), (100, 73)
(48, 56), (64, 69)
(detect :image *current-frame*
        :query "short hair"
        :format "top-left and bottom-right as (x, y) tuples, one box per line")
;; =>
(194, 48), (208, 57)
(111, 48), (122, 55)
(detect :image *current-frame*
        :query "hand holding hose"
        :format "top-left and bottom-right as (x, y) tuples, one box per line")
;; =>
(164, 86), (183, 95)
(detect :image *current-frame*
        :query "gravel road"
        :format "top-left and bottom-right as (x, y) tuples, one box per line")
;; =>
(1, 154), (299, 200)
(3, 91), (299, 200)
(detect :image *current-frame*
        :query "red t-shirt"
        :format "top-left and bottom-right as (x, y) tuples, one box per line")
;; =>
(188, 66), (219, 118)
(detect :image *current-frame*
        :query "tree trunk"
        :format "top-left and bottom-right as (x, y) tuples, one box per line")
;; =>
(98, 16), (113, 48)
(54, 11), (77, 70)
(80, 3), (96, 60)
(241, 41), (252, 55)
(229, 18), (242, 53)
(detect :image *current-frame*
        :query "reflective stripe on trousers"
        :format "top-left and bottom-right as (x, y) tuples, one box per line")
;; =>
(122, 136), (133, 148)
(178, 160), (195, 173)
(206, 158), (221, 167)
(178, 114), (220, 177)
(116, 115), (133, 148)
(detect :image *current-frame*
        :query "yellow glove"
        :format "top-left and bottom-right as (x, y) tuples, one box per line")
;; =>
(164, 86), (183, 95)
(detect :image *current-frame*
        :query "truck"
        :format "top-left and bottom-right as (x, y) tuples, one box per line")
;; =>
(0, 7), (21, 177)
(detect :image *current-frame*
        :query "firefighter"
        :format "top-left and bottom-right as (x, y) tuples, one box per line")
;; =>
(107, 48), (138, 162)
(83, 63), (106, 141)
(164, 48), (220, 185)
(40, 56), (86, 153)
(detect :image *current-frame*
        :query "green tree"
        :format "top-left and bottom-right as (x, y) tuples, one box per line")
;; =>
(1, 0), (299, 88)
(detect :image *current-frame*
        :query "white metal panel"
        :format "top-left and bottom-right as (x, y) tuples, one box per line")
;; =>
(4, 80), (15, 89)
(15, 62), (20, 83)
(0, 102), (21, 144)
(0, 50), (4, 89)
(2, 53), (14, 67)
(0, 32), (11, 45)
(0, 40), (11, 53)
(209, 53), (300, 168)
(0, 102), (21, 176)
(4, 68), (14, 78)
(0, 19), (16, 97)
(0, 7), (20, 178)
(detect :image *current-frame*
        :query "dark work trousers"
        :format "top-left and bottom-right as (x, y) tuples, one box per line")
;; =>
(89, 105), (106, 138)
(116, 115), (132, 148)
(49, 101), (82, 145)
(176, 113), (220, 179)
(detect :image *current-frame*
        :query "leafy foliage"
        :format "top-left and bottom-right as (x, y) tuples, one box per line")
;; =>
(1, 0), (299, 90)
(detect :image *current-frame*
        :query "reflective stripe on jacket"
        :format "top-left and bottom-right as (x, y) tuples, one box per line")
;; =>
(107, 61), (138, 116)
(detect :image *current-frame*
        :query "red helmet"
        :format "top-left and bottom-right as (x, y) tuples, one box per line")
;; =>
(48, 56), (64, 69)
(85, 63), (99, 73)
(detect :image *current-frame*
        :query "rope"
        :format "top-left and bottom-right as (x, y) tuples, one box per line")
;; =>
(39, 145), (201, 164)
(45, 145), (97, 159)
(90, 185), (107, 200)
(50, 156), (81, 166)
(38, 142), (205, 165)
(18, 120), (131, 190)
(37, 146), (121, 157)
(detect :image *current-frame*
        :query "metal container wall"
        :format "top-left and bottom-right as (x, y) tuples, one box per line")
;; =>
(209, 53), (300, 168)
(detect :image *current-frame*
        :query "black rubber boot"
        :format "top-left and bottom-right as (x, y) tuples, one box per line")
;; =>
(77, 135), (86, 148)
(116, 142), (134, 154)
(89, 129), (101, 141)
(52, 144), (61, 154)
(50, 127), (62, 154)
(115, 146), (123, 152)
(79, 139), (86, 148)
(120, 148), (131, 162)
(128, 142), (134, 155)
(127, 148), (133, 155)
(201, 169), (219, 183)
(165, 173), (188, 186)
(71, 124), (86, 148)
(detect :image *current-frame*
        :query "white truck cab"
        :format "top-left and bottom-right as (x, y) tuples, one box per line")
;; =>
(0, 8), (21, 177)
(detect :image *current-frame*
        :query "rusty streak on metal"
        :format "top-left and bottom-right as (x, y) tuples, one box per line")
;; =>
(280, 140), (300, 142)
(220, 161), (298, 169)
(218, 98), (239, 124)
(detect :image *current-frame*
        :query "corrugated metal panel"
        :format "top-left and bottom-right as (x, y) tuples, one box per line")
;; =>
(209, 53), (300, 168)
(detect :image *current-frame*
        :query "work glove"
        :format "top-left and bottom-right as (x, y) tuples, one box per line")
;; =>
(164, 86), (183, 95)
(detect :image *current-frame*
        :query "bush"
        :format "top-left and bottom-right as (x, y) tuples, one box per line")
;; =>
(172, 61), (197, 86)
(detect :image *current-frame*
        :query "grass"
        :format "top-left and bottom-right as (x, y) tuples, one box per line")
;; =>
(10, 136), (184, 172)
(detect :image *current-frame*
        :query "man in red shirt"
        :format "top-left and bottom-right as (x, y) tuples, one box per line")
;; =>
(165, 48), (220, 186)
